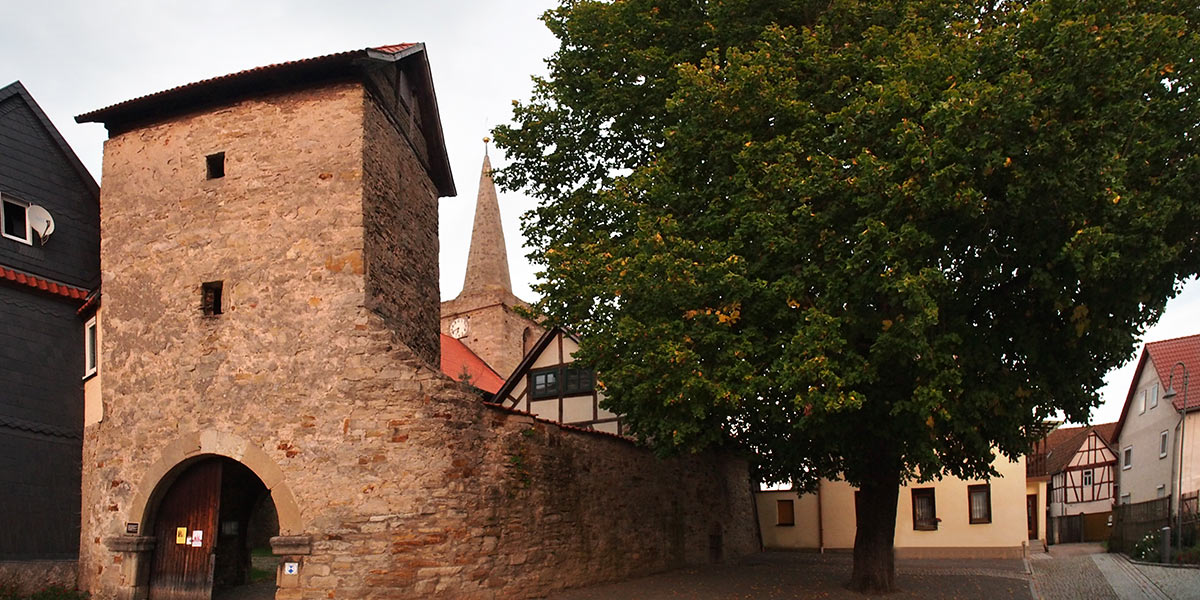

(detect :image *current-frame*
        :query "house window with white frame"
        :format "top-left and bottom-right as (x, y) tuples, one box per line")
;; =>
(1, 194), (31, 245)
(1156, 485), (1166, 498)
(84, 316), (98, 378)
(1150, 383), (1159, 409)
(1160, 431), (1170, 459)
(1123, 446), (1132, 470)
(1082, 469), (1093, 487)
(1140, 389), (1147, 414)
(1121, 493), (1131, 504)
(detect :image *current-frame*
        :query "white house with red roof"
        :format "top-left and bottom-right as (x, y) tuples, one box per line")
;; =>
(1112, 333), (1200, 508)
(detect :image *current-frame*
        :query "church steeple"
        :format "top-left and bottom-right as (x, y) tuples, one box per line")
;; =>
(459, 145), (513, 297)
(441, 141), (542, 378)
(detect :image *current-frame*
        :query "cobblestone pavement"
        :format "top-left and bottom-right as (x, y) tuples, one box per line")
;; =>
(1028, 544), (1200, 600)
(1128, 563), (1200, 600)
(545, 552), (1032, 599)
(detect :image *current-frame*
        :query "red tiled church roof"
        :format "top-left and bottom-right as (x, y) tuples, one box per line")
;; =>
(1145, 333), (1200, 411)
(0, 264), (89, 300)
(440, 334), (505, 394)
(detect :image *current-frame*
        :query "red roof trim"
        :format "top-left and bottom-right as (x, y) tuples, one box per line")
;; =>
(0, 264), (89, 302)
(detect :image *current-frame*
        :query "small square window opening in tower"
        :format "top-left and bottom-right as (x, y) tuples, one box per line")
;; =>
(202, 281), (223, 315)
(206, 152), (226, 179)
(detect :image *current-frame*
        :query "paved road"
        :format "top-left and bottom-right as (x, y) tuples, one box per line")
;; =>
(1028, 543), (1200, 600)
(546, 552), (1032, 600)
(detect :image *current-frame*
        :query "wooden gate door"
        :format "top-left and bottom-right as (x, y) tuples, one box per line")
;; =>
(149, 459), (223, 600)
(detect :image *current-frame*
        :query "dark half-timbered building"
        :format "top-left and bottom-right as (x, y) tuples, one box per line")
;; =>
(0, 81), (100, 588)
(1040, 423), (1118, 544)
(493, 327), (623, 435)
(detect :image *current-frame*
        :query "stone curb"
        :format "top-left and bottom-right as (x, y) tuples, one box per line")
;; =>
(1125, 556), (1200, 570)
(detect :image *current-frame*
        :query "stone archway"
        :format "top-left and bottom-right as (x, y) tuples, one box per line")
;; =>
(105, 431), (307, 600)
(129, 431), (303, 535)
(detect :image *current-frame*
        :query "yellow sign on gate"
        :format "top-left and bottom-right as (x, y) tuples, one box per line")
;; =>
(176, 527), (187, 545)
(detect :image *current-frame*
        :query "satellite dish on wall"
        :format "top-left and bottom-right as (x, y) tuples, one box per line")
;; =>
(26, 205), (54, 244)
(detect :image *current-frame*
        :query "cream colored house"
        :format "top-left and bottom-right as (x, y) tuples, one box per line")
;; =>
(757, 454), (1042, 558)
(1112, 333), (1200, 508)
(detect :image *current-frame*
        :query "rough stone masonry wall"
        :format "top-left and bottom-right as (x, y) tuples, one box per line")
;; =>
(80, 80), (757, 600)
(460, 409), (760, 598)
(361, 85), (440, 367)
(78, 81), (415, 593)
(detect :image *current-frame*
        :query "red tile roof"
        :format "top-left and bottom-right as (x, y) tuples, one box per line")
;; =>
(1038, 422), (1117, 475)
(0, 264), (89, 301)
(1145, 333), (1200, 411)
(440, 334), (505, 394)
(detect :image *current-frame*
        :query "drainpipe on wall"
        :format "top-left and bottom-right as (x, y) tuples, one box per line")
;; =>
(817, 478), (825, 553)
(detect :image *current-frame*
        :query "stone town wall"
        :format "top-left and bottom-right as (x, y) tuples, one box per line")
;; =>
(80, 81), (757, 600)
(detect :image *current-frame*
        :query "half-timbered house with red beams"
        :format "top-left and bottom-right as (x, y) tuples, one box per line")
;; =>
(1040, 423), (1118, 543)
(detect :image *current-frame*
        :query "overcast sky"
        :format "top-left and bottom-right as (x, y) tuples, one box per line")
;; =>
(1, 0), (1195, 425)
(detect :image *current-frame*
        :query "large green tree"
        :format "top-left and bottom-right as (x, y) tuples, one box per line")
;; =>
(495, 0), (1199, 592)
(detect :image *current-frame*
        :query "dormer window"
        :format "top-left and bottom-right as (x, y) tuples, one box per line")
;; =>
(2, 195), (31, 245)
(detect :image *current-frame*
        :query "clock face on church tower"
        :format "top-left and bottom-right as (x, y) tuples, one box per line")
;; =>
(450, 317), (469, 339)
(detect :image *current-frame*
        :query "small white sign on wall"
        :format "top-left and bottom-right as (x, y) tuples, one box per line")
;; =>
(283, 562), (299, 576)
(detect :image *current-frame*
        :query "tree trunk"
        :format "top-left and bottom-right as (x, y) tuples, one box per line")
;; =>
(847, 466), (901, 594)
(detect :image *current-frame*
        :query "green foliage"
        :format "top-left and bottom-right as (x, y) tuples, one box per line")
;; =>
(1130, 531), (1162, 562)
(496, 0), (1200, 497)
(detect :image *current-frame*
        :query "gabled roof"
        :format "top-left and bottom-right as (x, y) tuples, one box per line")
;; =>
(493, 326), (561, 404)
(1039, 422), (1117, 475)
(440, 334), (504, 395)
(0, 81), (99, 198)
(1146, 334), (1200, 412)
(1113, 333), (1200, 441)
(0, 263), (90, 301)
(75, 44), (454, 196)
(492, 326), (584, 404)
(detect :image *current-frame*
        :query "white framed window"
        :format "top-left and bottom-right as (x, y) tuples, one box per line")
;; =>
(1123, 446), (1133, 470)
(1161, 430), (1170, 458)
(1150, 384), (1159, 409)
(84, 316), (98, 378)
(1140, 389), (1147, 414)
(1083, 469), (1093, 487)
(1121, 493), (1131, 505)
(1, 194), (31, 245)
(1156, 485), (1166, 498)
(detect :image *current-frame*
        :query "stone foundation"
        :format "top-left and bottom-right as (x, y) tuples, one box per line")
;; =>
(0, 560), (77, 593)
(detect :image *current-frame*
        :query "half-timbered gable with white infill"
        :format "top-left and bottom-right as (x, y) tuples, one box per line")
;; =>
(1051, 430), (1117, 505)
(493, 327), (623, 435)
